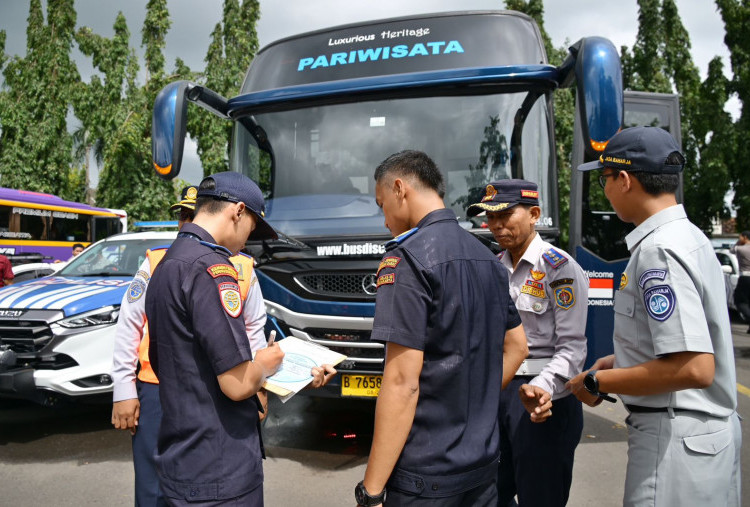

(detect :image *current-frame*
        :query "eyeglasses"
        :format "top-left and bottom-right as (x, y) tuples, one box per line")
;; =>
(173, 208), (194, 221)
(598, 172), (619, 189)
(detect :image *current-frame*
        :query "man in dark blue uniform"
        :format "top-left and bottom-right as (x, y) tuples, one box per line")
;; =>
(355, 151), (551, 507)
(146, 172), (290, 506)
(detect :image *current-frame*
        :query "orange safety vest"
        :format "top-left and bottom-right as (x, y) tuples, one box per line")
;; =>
(137, 250), (256, 384)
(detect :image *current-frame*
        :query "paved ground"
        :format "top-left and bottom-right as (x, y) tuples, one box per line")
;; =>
(1, 318), (749, 506)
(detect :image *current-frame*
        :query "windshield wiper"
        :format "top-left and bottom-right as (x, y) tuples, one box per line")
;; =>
(245, 230), (312, 264)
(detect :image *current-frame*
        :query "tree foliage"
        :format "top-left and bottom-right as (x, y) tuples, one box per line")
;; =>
(188, 0), (261, 177)
(0, 0), (82, 199)
(716, 0), (750, 230)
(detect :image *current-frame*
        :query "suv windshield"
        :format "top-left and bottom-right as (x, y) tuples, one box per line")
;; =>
(58, 237), (174, 277)
(232, 92), (553, 238)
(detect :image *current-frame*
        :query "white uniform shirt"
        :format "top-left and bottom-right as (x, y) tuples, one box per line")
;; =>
(111, 254), (267, 402)
(614, 205), (737, 416)
(499, 233), (589, 399)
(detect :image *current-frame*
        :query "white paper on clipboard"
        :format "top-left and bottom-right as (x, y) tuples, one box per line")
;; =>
(262, 336), (346, 403)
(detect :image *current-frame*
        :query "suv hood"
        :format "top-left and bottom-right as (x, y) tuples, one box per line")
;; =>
(0, 276), (131, 317)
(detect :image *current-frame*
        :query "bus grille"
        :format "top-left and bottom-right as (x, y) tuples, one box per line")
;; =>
(296, 273), (377, 298)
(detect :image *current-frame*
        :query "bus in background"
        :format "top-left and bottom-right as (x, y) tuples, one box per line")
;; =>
(150, 11), (673, 395)
(0, 187), (126, 264)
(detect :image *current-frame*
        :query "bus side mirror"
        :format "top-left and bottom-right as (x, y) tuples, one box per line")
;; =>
(570, 37), (624, 157)
(152, 81), (192, 180)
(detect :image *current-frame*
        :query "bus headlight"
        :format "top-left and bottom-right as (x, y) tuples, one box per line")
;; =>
(57, 306), (120, 328)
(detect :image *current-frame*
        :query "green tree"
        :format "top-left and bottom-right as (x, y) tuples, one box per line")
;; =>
(716, 0), (750, 230)
(0, 0), (82, 198)
(188, 0), (261, 177)
(505, 0), (575, 246)
(74, 1), (179, 222)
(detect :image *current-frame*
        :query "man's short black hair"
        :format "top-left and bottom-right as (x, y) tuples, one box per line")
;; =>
(72, 243), (84, 250)
(195, 177), (232, 215)
(627, 152), (683, 196)
(741, 230), (750, 239)
(374, 150), (446, 198)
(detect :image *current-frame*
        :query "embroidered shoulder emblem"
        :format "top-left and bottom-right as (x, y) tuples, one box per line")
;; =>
(219, 282), (242, 318)
(638, 269), (667, 288)
(549, 278), (574, 288)
(542, 248), (568, 269)
(207, 264), (238, 280)
(644, 285), (676, 321)
(554, 286), (575, 310)
(377, 273), (395, 288)
(378, 256), (401, 274)
(126, 279), (147, 303)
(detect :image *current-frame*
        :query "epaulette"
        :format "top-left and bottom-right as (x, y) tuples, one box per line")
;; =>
(542, 247), (568, 269)
(385, 227), (419, 251)
(236, 251), (253, 259)
(149, 244), (171, 252)
(199, 240), (233, 257)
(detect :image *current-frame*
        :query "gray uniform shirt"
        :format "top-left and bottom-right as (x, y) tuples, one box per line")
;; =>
(614, 205), (737, 416)
(730, 242), (750, 274)
(499, 233), (589, 399)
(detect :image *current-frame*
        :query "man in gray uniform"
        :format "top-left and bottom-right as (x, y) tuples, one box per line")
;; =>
(570, 126), (741, 506)
(731, 230), (750, 329)
(467, 179), (588, 506)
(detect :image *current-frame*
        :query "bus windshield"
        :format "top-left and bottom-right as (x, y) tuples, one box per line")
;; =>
(232, 91), (553, 238)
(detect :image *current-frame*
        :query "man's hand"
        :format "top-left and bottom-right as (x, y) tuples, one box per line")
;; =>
(567, 370), (602, 407)
(590, 354), (615, 371)
(310, 364), (337, 388)
(254, 343), (284, 377)
(112, 398), (140, 435)
(519, 384), (552, 423)
(257, 389), (269, 422)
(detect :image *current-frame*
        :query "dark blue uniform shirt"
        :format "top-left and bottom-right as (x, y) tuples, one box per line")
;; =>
(371, 209), (521, 496)
(145, 223), (262, 502)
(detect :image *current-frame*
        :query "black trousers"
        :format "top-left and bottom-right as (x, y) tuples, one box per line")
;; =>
(734, 275), (750, 323)
(497, 377), (583, 506)
(134, 380), (167, 507)
(385, 478), (497, 506)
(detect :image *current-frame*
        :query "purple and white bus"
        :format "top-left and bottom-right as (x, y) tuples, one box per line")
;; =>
(0, 187), (127, 263)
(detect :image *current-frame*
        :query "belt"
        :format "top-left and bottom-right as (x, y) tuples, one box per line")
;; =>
(514, 358), (552, 377)
(626, 404), (690, 414)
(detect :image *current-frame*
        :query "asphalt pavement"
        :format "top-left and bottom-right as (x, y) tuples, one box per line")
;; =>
(1, 318), (749, 506)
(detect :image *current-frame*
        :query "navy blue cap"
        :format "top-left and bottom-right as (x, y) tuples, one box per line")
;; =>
(197, 172), (277, 240)
(169, 185), (198, 212)
(466, 179), (540, 217)
(577, 126), (684, 174)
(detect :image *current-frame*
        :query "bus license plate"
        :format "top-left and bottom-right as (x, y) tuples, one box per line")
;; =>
(341, 374), (381, 397)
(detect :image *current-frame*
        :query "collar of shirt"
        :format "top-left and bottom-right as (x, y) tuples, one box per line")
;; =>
(499, 232), (543, 272)
(178, 222), (218, 245)
(415, 208), (458, 229)
(625, 204), (686, 253)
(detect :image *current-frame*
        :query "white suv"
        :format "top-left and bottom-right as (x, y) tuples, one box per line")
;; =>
(0, 232), (176, 405)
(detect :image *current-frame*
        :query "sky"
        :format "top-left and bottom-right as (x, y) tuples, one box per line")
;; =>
(0, 0), (735, 187)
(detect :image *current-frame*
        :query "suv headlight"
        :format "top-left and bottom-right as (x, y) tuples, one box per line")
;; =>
(57, 305), (120, 328)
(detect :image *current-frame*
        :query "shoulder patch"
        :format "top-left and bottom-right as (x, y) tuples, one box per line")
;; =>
(377, 273), (395, 288)
(207, 264), (238, 280)
(218, 282), (242, 318)
(126, 279), (147, 303)
(378, 256), (401, 274)
(549, 278), (574, 289)
(638, 269), (667, 288)
(644, 285), (676, 321)
(385, 227), (419, 251)
(554, 286), (576, 310)
(135, 270), (150, 281)
(542, 248), (568, 269)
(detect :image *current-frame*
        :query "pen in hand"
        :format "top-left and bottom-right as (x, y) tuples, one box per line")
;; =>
(267, 330), (276, 347)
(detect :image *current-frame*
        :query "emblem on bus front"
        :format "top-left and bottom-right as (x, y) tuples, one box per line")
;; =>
(362, 274), (378, 295)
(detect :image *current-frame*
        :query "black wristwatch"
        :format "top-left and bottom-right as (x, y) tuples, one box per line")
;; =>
(355, 481), (386, 506)
(583, 370), (601, 396)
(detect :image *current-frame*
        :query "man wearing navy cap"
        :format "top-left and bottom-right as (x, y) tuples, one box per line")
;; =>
(467, 179), (588, 506)
(146, 173), (336, 506)
(569, 127), (741, 506)
(357, 150), (547, 506)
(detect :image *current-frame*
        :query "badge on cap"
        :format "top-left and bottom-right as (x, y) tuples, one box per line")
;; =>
(555, 286), (575, 310)
(186, 186), (198, 199)
(482, 184), (498, 202)
(644, 284), (676, 321)
(521, 190), (539, 199)
(219, 282), (242, 318)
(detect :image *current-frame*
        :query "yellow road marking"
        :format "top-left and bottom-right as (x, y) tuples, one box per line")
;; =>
(737, 383), (750, 399)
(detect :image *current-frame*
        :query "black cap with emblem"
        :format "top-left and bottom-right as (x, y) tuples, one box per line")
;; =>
(466, 179), (540, 217)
